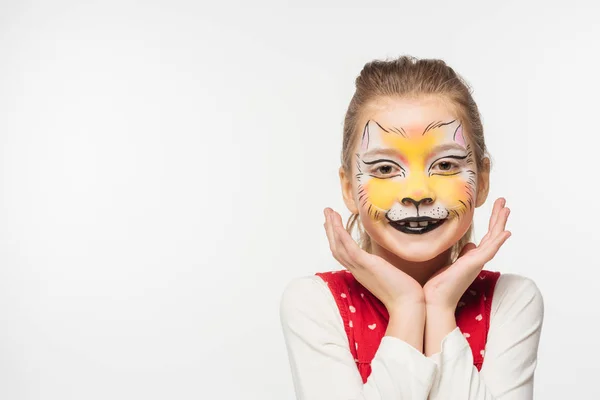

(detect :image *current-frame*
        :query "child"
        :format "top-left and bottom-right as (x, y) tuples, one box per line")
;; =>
(279, 56), (544, 399)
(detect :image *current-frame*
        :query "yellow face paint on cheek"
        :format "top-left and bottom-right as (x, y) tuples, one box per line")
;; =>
(364, 179), (401, 216)
(430, 175), (476, 215)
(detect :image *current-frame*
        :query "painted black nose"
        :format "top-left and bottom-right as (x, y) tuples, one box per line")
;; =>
(401, 197), (433, 208)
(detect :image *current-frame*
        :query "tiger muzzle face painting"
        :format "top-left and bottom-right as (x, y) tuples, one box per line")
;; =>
(355, 119), (477, 236)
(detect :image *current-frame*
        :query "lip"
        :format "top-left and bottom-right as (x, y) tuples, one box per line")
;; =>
(388, 217), (447, 235)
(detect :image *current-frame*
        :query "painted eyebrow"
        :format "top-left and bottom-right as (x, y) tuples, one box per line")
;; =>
(422, 120), (457, 135)
(369, 120), (407, 138)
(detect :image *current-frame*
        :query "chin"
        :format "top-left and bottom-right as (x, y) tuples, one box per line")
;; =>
(386, 239), (450, 262)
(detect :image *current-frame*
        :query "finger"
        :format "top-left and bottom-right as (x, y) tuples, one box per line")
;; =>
(479, 230), (512, 262)
(325, 209), (356, 270)
(491, 230), (512, 250)
(324, 209), (347, 267)
(480, 198), (504, 247)
(333, 227), (360, 270)
(481, 206), (509, 249)
(478, 231), (491, 247)
(491, 207), (510, 238)
(331, 211), (366, 268)
(323, 209), (357, 269)
(487, 198), (505, 230)
(323, 209), (338, 254)
(479, 217), (504, 254)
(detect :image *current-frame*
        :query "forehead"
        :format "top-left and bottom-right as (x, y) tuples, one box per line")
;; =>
(361, 95), (459, 140)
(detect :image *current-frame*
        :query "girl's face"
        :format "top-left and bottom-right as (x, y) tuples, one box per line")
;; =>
(341, 96), (488, 262)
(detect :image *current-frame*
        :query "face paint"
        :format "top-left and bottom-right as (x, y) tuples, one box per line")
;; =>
(355, 119), (477, 235)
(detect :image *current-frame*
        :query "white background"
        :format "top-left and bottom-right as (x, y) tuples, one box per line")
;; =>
(1, 0), (598, 399)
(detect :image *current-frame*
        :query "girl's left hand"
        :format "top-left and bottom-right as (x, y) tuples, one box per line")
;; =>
(423, 198), (512, 310)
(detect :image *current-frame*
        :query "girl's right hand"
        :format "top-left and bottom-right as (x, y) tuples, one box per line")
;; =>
(323, 208), (425, 312)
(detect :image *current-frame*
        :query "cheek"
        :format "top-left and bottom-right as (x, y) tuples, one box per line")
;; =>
(430, 176), (473, 205)
(363, 179), (402, 210)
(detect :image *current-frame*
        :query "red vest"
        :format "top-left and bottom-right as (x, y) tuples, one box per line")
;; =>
(315, 269), (501, 383)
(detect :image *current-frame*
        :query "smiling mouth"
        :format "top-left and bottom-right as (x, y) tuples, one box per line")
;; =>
(388, 217), (446, 235)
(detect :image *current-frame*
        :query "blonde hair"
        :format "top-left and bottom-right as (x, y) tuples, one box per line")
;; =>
(341, 55), (489, 261)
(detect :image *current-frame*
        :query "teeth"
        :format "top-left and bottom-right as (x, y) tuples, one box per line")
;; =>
(395, 219), (444, 229)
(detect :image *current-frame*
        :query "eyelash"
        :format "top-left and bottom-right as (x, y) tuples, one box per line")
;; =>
(430, 160), (460, 175)
(369, 163), (404, 179)
(363, 156), (464, 178)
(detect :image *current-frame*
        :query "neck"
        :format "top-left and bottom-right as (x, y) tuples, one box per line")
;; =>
(370, 241), (452, 287)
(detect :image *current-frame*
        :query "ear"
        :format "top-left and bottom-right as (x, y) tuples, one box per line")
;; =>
(475, 157), (490, 207)
(339, 166), (359, 214)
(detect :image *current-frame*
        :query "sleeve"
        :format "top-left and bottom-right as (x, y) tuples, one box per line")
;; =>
(427, 273), (545, 400)
(279, 275), (438, 400)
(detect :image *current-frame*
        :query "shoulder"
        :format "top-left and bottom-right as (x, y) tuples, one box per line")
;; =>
(279, 270), (348, 306)
(490, 272), (545, 323)
(279, 274), (343, 330)
(280, 274), (330, 308)
(493, 273), (543, 303)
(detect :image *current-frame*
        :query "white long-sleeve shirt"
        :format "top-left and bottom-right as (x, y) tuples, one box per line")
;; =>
(279, 271), (544, 399)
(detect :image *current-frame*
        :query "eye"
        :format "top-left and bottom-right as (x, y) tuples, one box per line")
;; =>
(378, 165), (393, 174)
(367, 162), (404, 179)
(438, 161), (452, 171)
(431, 159), (460, 175)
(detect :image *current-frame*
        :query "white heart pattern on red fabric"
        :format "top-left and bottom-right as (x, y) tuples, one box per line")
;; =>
(349, 305), (356, 313)
(475, 314), (483, 321)
(368, 323), (376, 330)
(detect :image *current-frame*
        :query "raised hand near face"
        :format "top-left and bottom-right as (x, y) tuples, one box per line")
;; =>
(323, 208), (426, 311)
(423, 197), (512, 310)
